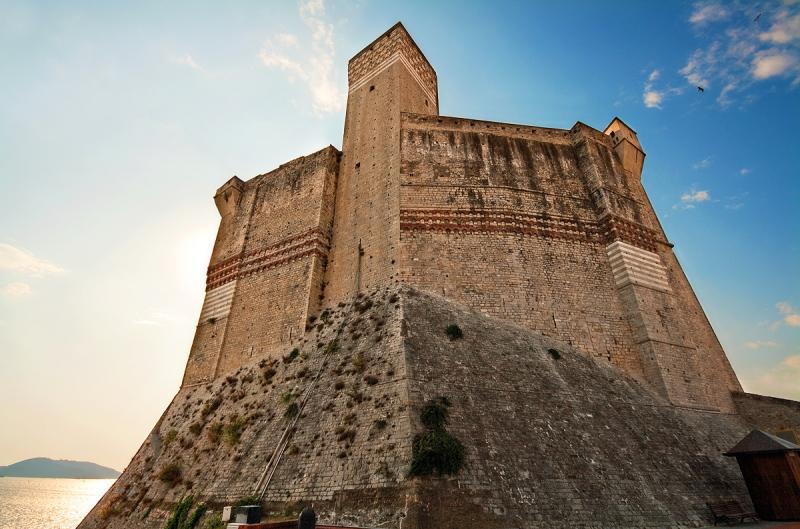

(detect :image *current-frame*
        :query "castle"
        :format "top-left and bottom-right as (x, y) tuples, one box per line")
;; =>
(80, 23), (800, 529)
(186, 23), (738, 412)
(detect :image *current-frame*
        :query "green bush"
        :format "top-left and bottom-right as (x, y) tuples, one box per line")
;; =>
(163, 496), (207, 529)
(548, 348), (561, 360)
(445, 324), (463, 340)
(284, 402), (300, 419)
(420, 398), (449, 429)
(202, 513), (225, 529)
(409, 396), (464, 477)
(222, 416), (246, 445)
(164, 429), (178, 446)
(158, 462), (182, 486)
(235, 495), (262, 507)
(409, 429), (465, 476)
(283, 348), (300, 364)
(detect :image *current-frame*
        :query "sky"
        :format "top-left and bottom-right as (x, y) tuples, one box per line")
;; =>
(0, 0), (798, 471)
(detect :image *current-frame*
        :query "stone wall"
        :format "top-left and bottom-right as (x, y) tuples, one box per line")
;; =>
(397, 112), (741, 411)
(182, 146), (340, 386)
(81, 287), (758, 529)
(733, 392), (800, 442)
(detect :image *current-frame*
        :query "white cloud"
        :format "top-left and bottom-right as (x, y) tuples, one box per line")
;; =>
(681, 189), (711, 203)
(742, 354), (800, 400)
(642, 68), (683, 109)
(680, 46), (716, 88)
(773, 301), (800, 329)
(0, 243), (64, 277)
(258, 0), (344, 114)
(744, 340), (780, 349)
(752, 50), (795, 78)
(739, 167), (751, 175)
(643, 90), (663, 108)
(676, 3), (800, 106)
(2, 281), (31, 298)
(692, 157), (712, 170)
(258, 48), (305, 79)
(760, 10), (800, 44)
(690, 2), (729, 25)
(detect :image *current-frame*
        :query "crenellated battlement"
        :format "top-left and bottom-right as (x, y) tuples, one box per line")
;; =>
(348, 22), (438, 110)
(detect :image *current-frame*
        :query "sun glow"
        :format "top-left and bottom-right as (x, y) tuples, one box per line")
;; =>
(173, 227), (216, 292)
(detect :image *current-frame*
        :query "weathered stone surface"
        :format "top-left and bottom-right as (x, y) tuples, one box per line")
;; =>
(81, 287), (762, 529)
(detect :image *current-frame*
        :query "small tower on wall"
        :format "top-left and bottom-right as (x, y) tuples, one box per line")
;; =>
(604, 117), (645, 179)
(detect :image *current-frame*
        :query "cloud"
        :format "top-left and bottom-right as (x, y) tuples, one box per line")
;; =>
(643, 90), (664, 108)
(772, 301), (800, 329)
(0, 243), (64, 277)
(759, 10), (800, 44)
(692, 157), (712, 170)
(2, 281), (31, 298)
(681, 189), (711, 203)
(744, 340), (780, 349)
(677, 2), (800, 106)
(674, 188), (712, 210)
(752, 50), (796, 78)
(743, 354), (800, 400)
(739, 167), (751, 175)
(642, 68), (683, 109)
(680, 45), (717, 89)
(689, 2), (729, 25)
(170, 54), (204, 71)
(258, 0), (344, 114)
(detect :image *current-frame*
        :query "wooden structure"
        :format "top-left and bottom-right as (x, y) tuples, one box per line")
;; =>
(706, 500), (758, 526)
(725, 429), (800, 521)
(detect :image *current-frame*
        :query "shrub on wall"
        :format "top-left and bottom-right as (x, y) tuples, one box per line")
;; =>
(409, 397), (465, 477)
(163, 496), (206, 529)
(445, 324), (463, 340)
(158, 462), (183, 486)
(222, 416), (246, 445)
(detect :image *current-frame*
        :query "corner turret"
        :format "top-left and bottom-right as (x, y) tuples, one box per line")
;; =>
(213, 176), (244, 217)
(604, 117), (645, 179)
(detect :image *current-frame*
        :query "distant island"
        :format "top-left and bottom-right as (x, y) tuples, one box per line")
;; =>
(0, 458), (120, 479)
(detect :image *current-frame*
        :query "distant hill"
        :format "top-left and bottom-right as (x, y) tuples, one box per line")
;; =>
(0, 458), (120, 479)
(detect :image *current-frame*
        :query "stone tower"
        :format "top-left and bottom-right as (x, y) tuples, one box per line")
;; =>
(79, 22), (800, 529)
(323, 23), (439, 303)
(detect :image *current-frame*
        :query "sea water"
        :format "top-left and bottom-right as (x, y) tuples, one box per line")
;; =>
(0, 477), (114, 529)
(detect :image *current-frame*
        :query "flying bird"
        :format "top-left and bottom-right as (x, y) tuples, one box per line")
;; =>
(754, 13), (762, 22)
(697, 86), (705, 93)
